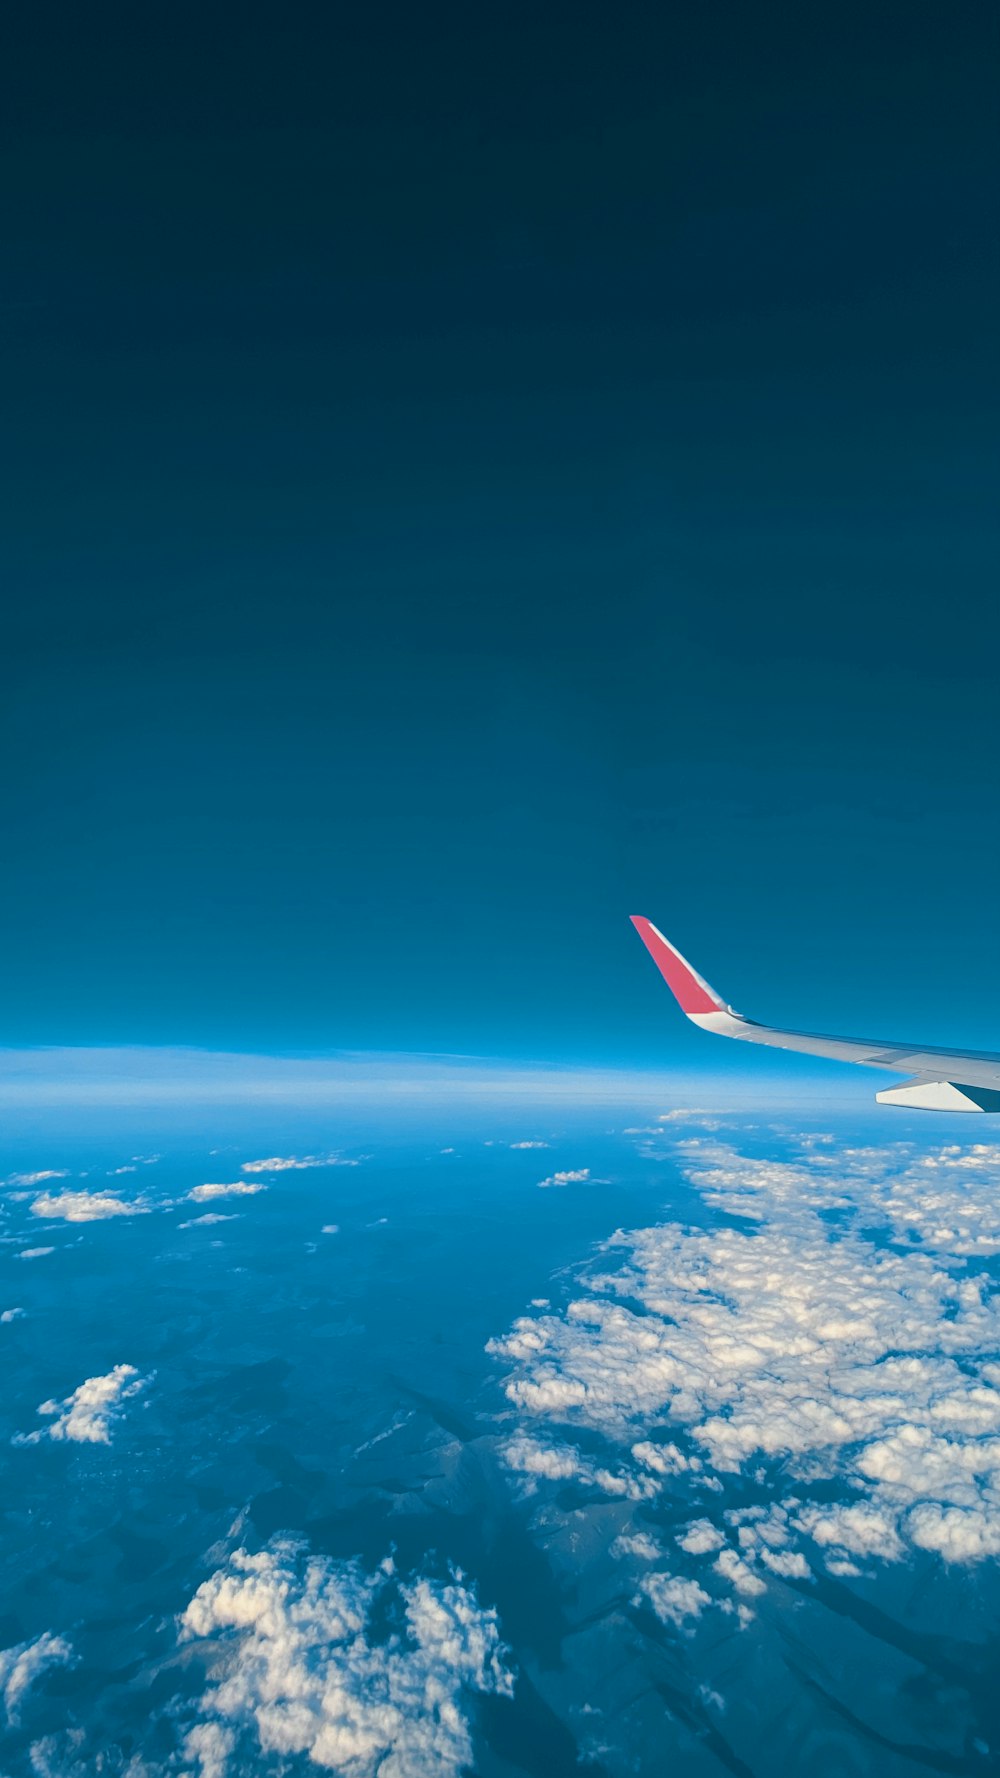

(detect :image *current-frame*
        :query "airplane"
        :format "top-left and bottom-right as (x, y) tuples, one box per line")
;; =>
(630, 916), (1000, 1113)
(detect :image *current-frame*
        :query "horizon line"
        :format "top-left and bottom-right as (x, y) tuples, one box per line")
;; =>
(0, 1041), (886, 1110)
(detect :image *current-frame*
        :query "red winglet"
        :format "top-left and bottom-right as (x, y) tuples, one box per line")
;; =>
(629, 917), (726, 1016)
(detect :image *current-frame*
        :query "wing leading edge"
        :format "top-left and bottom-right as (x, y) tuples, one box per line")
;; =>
(630, 916), (1000, 1112)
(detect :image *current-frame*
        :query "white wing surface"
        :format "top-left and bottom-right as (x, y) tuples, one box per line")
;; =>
(631, 916), (1000, 1112)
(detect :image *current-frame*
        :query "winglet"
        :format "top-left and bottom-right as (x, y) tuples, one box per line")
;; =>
(630, 917), (727, 1017)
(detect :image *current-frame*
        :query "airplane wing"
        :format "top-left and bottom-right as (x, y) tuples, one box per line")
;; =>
(630, 916), (1000, 1112)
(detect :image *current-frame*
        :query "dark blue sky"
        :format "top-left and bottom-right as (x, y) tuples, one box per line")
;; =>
(2, 1), (998, 1065)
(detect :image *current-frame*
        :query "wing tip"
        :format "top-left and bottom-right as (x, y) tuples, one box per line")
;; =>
(629, 916), (726, 1016)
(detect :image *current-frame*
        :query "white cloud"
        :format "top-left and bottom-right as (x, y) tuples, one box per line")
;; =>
(638, 1574), (711, 1630)
(501, 1434), (657, 1499)
(537, 1168), (590, 1190)
(825, 1557), (861, 1577)
(183, 1721), (235, 1778)
(178, 1540), (512, 1778)
(714, 1548), (765, 1598)
(188, 1182), (266, 1202)
(676, 1520), (724, 1556)
(510, 1140), (550, 1150)
(632, 1440), (698, 1476)
(4, 1170), (68, 1187)
(489, 1132), (1000, 1626)
(321, 1223), (340, 1235)
(180, 1213), (239, 1228)
(905, 1504), (1000, 1562)
(610, 1531), (662, 1561)
(17, 1247), (54, 1261)
(726, 1503), (797, 1556)
(592, 1467), (658, 1500)
(31, 1191), (138, 1223)
(0, 1631), (74, 1723)
(655, 1110), (725, 1128)
(791, 1502), (903, 1561)
(1, 1307), (24, 1322)
(503, 1434), (582, 1481)
(15, 1364), (149, 1446)
(239, 1154), (358, 1174)
(759, 1548), (810, 1579)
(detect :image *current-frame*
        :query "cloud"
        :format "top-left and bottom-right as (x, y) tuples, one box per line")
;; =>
(321, 1224), (339, 1235)
(17, 1247), (54, 1261)
(611, 1531), (662, 1561)
(631, 1440), (699, 1476)
(1, 1307), (24, 1322)
(15, 1364), (149, 1446)
(31, 1191), (138, 1223)
(239, 1154), (359, 1174)
(655, 1110), (726, 1128)
(500, 1433), (657, 1500)
(509, 1140), (550, 1150)
(905, 1504), (1000, 1562)
(0, 1632), (74, 1723)
(182, 1722), (235, 1778)
(714, 1548), (765, 1597)
(177, 1540), (512, 1778)
(188, 1182), (266, 1202)
(0, 1046), (785, 1112)
(758, 1548), (810, 1579)
(676, 1520), (724, 1556)
(4, 1170), (69, 1187)
(502, 1434), (585, 1483)
(638, 1574), (711, 1630)
(792, 1501), (900, 1561)
(537, 1168), (590, 1190)
(489, 1132), (1000, 1625)
(180, 1213), (239, 1228)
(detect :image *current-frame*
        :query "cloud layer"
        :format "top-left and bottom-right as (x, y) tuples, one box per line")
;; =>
(4, 1170), (69, 1187)
(188, 1181), (267, 1202)
(0, 1632), (74, 1725)
(490, 1133), (1000, 1622)
(240, 1154), (358, 1174)
(178, 1540), (512, 1778)
(31, 1190), (138, 1222)
(15, 1364), (149, 1446)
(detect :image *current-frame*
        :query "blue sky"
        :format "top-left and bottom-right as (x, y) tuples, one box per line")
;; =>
(2, 2), (998, 1067)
